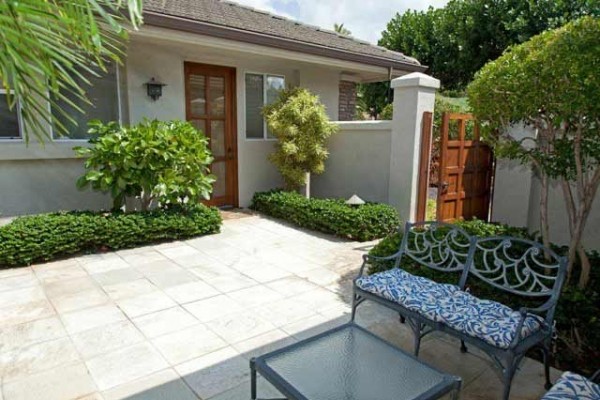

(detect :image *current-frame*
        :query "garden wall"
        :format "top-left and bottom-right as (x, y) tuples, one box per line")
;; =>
(492, 125), (600, 248)
(312, 121), (392, 204)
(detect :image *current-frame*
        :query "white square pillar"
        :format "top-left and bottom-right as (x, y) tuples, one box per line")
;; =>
(388, 72), (440, 222)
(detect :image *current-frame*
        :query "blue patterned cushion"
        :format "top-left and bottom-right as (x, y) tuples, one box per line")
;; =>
(356, 268), (460, 320)
(542, 372), (600, 400)
(435, 291), (545, 349)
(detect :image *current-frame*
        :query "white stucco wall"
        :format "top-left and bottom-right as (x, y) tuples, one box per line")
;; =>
(126, 38), (346, 207)
(492, 125), (600, 249)
(312, 121), (392, 203)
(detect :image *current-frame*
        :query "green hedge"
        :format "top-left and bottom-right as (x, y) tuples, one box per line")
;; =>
(0, 205), (222, 267)
(251, 190), (400, 241)
(369, 219), (599, 375)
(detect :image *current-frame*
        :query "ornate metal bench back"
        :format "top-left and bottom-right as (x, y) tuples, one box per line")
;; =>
(397, 221), (475, 275)
(459, 236), (568, 301)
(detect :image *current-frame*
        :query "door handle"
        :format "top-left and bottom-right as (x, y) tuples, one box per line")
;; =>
(227, 147), (233, 160)
(441, 181), (449, 192)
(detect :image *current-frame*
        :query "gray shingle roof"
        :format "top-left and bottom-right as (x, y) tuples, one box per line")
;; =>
(143, 0), (423, 71)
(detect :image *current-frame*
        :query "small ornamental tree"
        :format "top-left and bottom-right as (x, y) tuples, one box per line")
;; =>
(263, 88), (337, 196)
(75, 120), (215, 210)
(468, 17), (600, 288)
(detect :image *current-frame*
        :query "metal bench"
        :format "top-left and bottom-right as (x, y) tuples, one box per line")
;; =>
(351, 221), (568, 400)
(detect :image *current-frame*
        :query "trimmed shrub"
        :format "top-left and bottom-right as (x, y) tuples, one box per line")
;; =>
(0, 205), (221, 267)
(251, 190), (400, 241)
(368, 219), (599, 375)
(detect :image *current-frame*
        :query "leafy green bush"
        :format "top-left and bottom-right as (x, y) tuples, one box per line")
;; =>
(251, 190), (400, 241)
(368, 219), (599, 375)
(263, 88), (338, 191)
(0, 205), (221, 267)
(75, 120), (215, 211)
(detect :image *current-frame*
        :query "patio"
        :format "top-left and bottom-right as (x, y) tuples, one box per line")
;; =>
(0, 212), (559, 400)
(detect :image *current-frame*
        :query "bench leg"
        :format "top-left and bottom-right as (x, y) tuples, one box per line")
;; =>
(502, 354), (522, 400)
(541, 343), (552, 390)
(399, 313), (406, 324)
(460, 340), (468, 353)
(350, 294), (359, 322)
(409, 321), (422, 357)
(250, 358), (257, 400)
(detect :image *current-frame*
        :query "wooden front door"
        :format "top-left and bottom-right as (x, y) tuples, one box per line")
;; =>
(437, 113), (494, 222)
(184, 62), (238, 207)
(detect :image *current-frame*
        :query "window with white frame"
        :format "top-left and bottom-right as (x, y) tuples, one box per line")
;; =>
(0, 89), (22, 140)
(245, 73), (285, 139)
(51, 63), (121, 140)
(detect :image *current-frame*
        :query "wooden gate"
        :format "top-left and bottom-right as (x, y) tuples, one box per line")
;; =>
(437, 113), (494, 222)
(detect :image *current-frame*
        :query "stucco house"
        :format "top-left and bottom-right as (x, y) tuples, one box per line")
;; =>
(0, 0), (425, 216)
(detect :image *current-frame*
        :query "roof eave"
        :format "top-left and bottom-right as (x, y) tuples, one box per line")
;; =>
(143, 11), (427, 73)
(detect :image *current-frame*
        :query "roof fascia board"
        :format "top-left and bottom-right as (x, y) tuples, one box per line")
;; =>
(143, 12), (427, 73)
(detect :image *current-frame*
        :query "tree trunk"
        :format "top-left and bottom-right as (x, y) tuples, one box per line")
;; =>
(539, 174), (551, 259)
(577, 244), (591, 288)
(301, 172), (311, 199)
(140, 192), (152, 211)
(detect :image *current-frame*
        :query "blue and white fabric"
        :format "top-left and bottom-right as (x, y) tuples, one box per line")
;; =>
(356, 268), (460, 320)
(435, 291), (545, 349)
(357, 268), (545, 349)
(542, 372), (600, 400)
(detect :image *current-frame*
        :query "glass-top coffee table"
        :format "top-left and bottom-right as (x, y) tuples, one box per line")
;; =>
(250, 323), (461, 400)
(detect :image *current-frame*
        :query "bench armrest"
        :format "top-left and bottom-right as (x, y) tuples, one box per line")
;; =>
(591, 369), (600, 383)
(509, 305), (555, 349)
(355, 252), (401, 278)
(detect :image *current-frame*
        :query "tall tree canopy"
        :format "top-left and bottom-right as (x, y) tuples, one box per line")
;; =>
(0, 0), (143, 142)
(379, 0), (598, 90)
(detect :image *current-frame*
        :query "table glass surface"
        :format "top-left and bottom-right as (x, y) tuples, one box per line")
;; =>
(256, 324), (457, 400)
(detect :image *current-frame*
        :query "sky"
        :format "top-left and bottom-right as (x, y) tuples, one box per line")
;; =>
(232, 0), (449, 44)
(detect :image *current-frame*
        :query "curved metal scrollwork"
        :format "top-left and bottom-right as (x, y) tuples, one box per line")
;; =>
(403, 222), (472, 272)
(471, 237), (565, 297)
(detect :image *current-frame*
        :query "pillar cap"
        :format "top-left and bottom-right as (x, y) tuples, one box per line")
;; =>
(391, 72), (440, 89)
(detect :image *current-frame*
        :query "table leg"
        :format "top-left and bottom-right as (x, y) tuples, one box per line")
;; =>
(250, 358), (257, 400)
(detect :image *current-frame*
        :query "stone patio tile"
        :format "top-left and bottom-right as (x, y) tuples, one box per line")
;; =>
(290, 287), (349, 313)
(232, 329), (297, 360)
(418, 337), (491, 387)
(43, 276), (98, 299)
(172, 252), (224, 270)
(205, 310), (276, 344)
(50, 288), (110, 314)
(76, 393), (105, 400)
(251, 298), (317, 327)
(145, 269), (198, 289)
(184, 295), (244, 323)
(115, 291), (176, 318)
(134, 259), (184, 276)
(132, 307), (199, 338)
(157, 244), (203, 261)
(461, 357), (561, 400)
(254, 250), (318, 273)
(0, 271), (38, 292)
(164, 281), (220, 304)
(33, 264), (88, 285)
(208, 273), (258, 293)
(0, 299), (55, 328)
(82, 258), (130, 275)
(91, 268), (143, 287)
(102, 278), (157, 301)
(118, 250), (167, 266)
(210, 377), (282, 400)
(265, 276), (320, 297)
(295, 267), (342, 286)
(0, 286), (46, 308)
(151, 324), (228, 365)
(227, 285), (284, 309)
(0, 317), (66, 354)
(2, 362), (97, 400)
(241, 265), (292, 283)
(0, 267), (33, 280)
(101, 369), (198, 400)
(176, 347), (249, 399)
(281, 314), (346, 341)
(0, 337), (80, 382)
(70, 320), (145, 360)
(61, 304), (126, 335)
(188, 264), (237, 281)
(85, 342), (169, 391)
(185, 236), (231, 253)
(362, 319), (415, 351)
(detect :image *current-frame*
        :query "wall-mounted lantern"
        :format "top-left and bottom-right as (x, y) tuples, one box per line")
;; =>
(145, 78), (166, 101)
